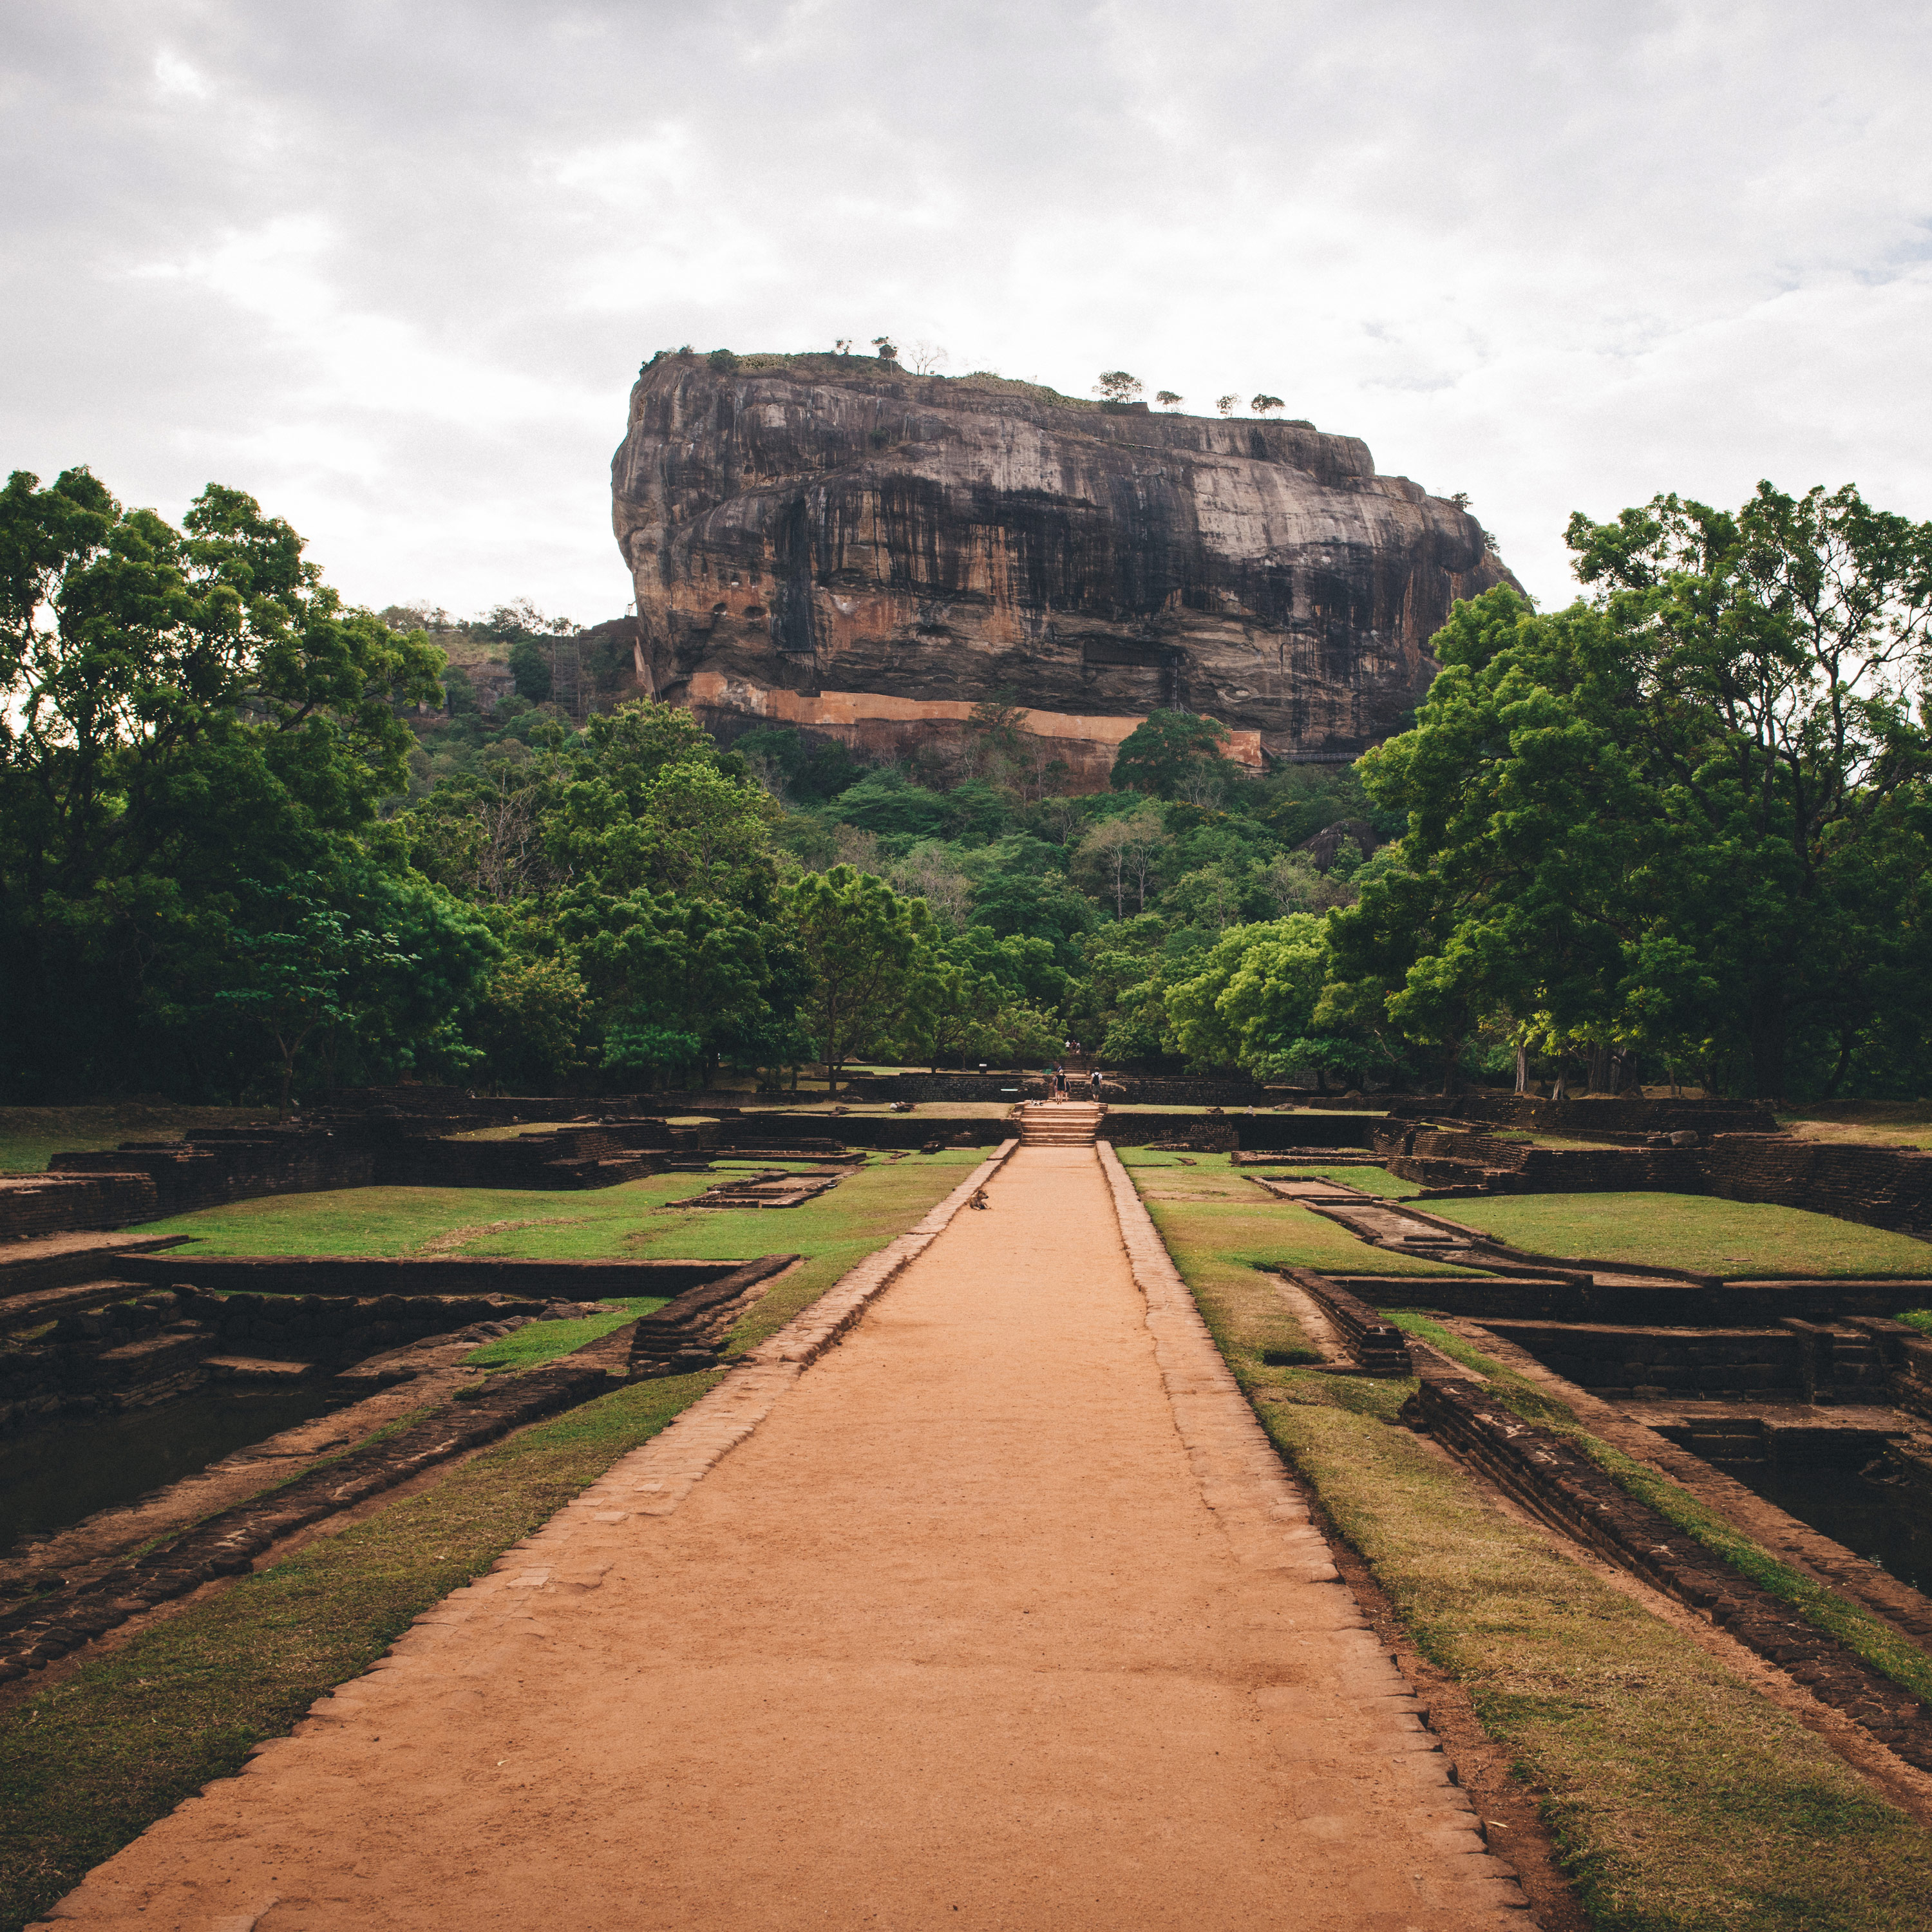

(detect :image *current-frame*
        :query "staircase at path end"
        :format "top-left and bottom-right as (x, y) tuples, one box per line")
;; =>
(1019, 1104), (1106, 1147)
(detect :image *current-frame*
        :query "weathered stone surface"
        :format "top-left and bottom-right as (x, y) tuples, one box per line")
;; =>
(611, 354), (1520, 783)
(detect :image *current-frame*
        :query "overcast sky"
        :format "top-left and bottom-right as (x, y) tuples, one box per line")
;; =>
(6, 1), (1929, 621)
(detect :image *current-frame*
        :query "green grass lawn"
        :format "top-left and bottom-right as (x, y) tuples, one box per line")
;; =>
(1132, 1165), (1932, 1931)
(1434, 1191), (1932, 1278)
(1119, 1150), (1480, 1276)
(0, 1105), (260, 1173)
(1781, 1103), (1932, 1151)
(147, 1150), (992, 1360)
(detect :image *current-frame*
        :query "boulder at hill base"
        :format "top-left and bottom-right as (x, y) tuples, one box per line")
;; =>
(611, 352), (1520, 784)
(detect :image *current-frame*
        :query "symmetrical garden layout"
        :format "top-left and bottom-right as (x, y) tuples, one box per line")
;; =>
(5, 1096), (1932, 1931)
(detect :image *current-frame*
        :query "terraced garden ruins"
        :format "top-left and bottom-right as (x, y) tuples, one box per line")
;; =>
(5, 1083), (1932, 1930)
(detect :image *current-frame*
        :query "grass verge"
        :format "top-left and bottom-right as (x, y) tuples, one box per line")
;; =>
(0, 1370), (718, 1932)
(1382, 1312), (1932, 1709)
(1137, 1173), (1932, 1931)
(1430, 1191), (1932, 1278)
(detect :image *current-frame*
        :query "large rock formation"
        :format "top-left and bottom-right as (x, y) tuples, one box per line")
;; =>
(611, 352), (1518, 784)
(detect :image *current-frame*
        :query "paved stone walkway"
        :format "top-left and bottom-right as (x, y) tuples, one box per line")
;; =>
(43, 1147), (1528, 1931)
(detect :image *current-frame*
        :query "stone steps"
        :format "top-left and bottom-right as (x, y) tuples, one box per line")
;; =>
(1018, 1106), (1104, 1148)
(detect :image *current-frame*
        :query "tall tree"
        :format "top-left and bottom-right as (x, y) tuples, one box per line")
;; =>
(0, 468), (448, 1099)
(786, 866), (934, 1090)
(1110, 711), (1232, 800)
(1327, 483), (1932, 1098)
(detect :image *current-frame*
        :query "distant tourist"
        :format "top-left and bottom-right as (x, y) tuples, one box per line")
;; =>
(1090, 1069), (1103, 1100)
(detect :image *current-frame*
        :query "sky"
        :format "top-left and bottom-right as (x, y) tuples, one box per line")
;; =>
(6, 0), (1930, 622)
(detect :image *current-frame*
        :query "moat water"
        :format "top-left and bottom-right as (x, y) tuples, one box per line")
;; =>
(1741, 1460), (1932, 1596)
(0, 1387), (345, 1555)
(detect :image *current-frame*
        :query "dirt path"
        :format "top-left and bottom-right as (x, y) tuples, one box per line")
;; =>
(44, 1148), (1526, 1931)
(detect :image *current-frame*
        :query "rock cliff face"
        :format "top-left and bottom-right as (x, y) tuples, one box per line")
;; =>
(611, 354), (1517, 784)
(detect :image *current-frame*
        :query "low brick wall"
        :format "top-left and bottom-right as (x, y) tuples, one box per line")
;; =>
(1482, 1320), (1803, 1398)
(117, 1253), (748, 1299)
(0, 1172), (160, 1240)
(1386, 1094), (1780, 1137)
(1334, 1273), (1932, 1325)
(1274, 1268), (1412, 1374)
(385, 1126), (656, 1189)
(1413, 1374), (1932, 1768)
(629, 1256), (801, 1374)
(1705, 1137), (1932, 1238)
(47, 1136), (379, 1217)
(850, 1072), (1273, 1106)
(183, 1289), (548, 1352)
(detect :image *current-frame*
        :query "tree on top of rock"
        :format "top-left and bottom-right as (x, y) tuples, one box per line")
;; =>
(1251, 395), (1285, 417)
(1094, 371), (1142, 405)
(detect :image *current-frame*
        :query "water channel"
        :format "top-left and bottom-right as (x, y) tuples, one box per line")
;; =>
(1739, 1458), (1932, 1596)
(1, 1387), (346, 1555)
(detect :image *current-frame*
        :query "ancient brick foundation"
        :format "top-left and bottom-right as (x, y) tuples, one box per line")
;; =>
(1411, 1374), (1932, 1769)
(1374, 1122), (1932, 1242)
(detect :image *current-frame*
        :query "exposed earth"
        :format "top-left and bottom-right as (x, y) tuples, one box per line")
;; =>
(43, 1145), (1524, 1931)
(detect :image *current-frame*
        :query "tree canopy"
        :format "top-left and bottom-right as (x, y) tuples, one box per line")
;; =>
(1326, 483), (1932, 1097)
(13, 462), (1915, 1107)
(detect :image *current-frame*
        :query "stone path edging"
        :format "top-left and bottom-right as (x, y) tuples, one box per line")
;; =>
(1095, 1140), (1537, 1920)
(482, 1141), (1018, 1550)
(1097, 1140), (1341, 1582)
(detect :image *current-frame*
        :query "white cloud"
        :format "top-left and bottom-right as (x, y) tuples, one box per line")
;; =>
(2, 0), (1929, 621)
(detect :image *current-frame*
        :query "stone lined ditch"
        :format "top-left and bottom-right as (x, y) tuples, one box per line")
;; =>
(0, 1238), (800, 1681)
(1249, 1164), (1932, 1761)
(1741, 1457), (1932, 1596)
(0, 1385), (348, 1554)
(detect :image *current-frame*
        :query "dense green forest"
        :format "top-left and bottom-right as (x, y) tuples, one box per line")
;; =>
(3, 466), (1927, 1104)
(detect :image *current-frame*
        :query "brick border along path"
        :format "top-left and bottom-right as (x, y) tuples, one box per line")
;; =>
(39, 1145), (1529, 1931)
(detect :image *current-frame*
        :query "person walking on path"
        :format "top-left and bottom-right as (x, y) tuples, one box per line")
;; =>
(1089, 1068), (1103, 1101)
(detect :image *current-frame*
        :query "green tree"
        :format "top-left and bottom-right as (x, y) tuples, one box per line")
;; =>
(560, 887), (775, 1088)
(1094, 371), (1142, 405)
(209, 867), (495, 1110)
(508, 637), (551, 703)
(1110, 711), (1233, 799)
(786, 866), (934, 1090)
(1251, 394), (1285, 417)
(1329, 481), (1932, 1098)
(0, 468), (446, 1099)
(1164, 916), (1325, 1070)
(472, 955), (589, 1091)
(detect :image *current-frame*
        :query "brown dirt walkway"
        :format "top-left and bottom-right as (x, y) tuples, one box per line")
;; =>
(43, 1147), (1525, 1931)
